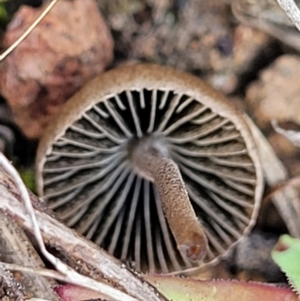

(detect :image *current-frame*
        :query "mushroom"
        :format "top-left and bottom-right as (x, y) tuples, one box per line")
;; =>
(36, 64), (263, 274)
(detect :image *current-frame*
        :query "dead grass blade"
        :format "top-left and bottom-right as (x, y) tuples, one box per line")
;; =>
(272, 119), (300, 147)
(0, 0), (59, 61)
(245, 116), (300, 237)
(263, 174), (300, 205)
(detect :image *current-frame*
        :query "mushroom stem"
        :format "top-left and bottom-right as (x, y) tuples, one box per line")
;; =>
(129, 137), (208, 262)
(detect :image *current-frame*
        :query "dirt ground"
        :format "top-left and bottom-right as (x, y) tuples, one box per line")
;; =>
(1, 0), (300, 292)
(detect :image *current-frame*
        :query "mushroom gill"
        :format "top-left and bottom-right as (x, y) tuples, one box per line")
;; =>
(36, 64), (264, 274)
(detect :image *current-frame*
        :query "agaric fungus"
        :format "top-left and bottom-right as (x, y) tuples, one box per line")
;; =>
(36, 64), (263, 273)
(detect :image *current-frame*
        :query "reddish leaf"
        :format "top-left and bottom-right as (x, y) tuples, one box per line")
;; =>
(55, 276), (299, 301)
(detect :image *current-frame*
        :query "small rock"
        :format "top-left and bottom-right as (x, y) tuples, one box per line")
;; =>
(0, 0), (113, 138)
(98, 0), (274, 94)
(245, 55), (300, 177)
(246, 55), (300, 128)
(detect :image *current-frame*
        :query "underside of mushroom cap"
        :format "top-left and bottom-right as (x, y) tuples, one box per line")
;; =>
(36, 64), (264, 274)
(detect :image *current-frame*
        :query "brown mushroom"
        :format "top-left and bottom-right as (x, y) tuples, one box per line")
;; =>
(36, 64), (263, 274)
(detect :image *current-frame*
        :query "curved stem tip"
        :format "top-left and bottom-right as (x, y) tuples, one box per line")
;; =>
(129, 137), (208, 262)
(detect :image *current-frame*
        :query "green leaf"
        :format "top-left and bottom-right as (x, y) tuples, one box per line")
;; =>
(272, 234), (300, 294)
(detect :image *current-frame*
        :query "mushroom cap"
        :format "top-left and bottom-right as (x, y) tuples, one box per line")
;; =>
(36, 64), (263, 273)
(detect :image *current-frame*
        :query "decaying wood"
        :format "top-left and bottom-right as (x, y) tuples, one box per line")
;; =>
(0, 263), (24, 301)
(0, 163), (167, 301)
(276, 0), (300, 33)
(0, 213), (59, 300)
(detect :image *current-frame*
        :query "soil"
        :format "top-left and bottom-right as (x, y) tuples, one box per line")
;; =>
(1, 0), (300, 287)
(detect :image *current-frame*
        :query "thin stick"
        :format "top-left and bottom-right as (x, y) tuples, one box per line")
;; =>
(276, 0), (300, 32)
(0, 153), (138, 301)
(0, 0), (59, 61)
